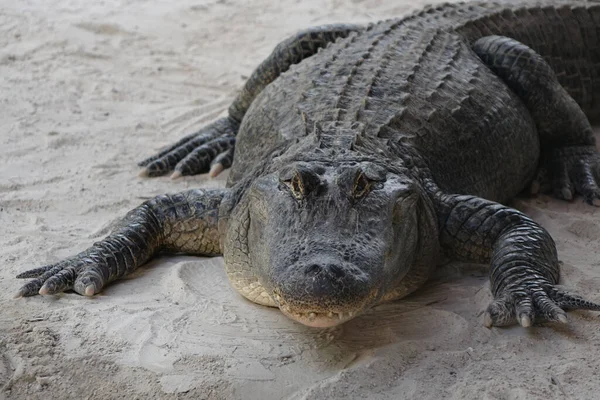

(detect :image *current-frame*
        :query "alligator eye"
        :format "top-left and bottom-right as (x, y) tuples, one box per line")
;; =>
(284, 172), (304, 200)
(353, 172), (372, 199)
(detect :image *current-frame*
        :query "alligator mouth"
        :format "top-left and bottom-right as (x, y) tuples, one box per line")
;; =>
(279, 306), (357, 328)
(272, 290), (376, 328)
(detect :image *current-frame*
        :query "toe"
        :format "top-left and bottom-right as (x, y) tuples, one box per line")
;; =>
(173, 136), (235, 177)
(209, 148), (235, 178)
(484, 292), (516, 327)
(552, 169), (574, 201)
(532, 290), (568, 323)
(16, 264), (55, 279)
(15, 263), (66, 297)
(15, 280), (45, 297)
(38, 266), (79, 295)
(515, 296), (535, 328)
(571, 162), (600, 206)
(547, 287), (600, 311)
(137, 130), (201, 167)
(73, 265), (108, 296)
(141, 139), (203, 177)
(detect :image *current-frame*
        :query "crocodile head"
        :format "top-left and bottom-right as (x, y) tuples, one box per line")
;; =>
(222, 158), (438, 328)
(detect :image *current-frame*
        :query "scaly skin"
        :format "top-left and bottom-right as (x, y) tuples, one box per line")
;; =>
(17, 1), (600, 329)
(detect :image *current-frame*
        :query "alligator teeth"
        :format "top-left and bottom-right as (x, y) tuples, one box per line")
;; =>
(328, 312), (334, 318)
(348, 311), (354, 317)
(308, 312), (316, 321)
(338, 313), (344, 320)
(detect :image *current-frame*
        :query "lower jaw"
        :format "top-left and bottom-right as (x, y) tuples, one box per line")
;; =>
(279, 307), (359, 328)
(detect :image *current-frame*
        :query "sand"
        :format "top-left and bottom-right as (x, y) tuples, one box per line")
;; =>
(1, 0), (600, 399)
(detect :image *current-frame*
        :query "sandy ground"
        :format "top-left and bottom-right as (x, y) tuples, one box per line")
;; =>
(2, 0), (600, 399)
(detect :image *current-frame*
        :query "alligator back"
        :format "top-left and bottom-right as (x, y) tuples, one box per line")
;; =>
(229, 1), (600, 201)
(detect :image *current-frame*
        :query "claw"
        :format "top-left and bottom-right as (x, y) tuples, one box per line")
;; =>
(483, 312), (493, 328)
(557, 314), (568, 324)
(209, 163), (224, 178)
(138, 168), (150, 178)
(560, 188), (573, 201)
(39, 285), (50, 295)
(519, 314), (532, 328)
(84, 286), (95, 296)
(170, 170), (182, 180)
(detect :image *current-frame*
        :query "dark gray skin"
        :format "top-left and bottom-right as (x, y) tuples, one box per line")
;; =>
(17, 1), (600, 328)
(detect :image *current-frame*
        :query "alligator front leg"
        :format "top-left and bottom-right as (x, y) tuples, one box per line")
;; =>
(138, 23), (362, 178)
(15, 189), (226, 297)
(473, 35), (600, 205)
(434, 192), (600, 327)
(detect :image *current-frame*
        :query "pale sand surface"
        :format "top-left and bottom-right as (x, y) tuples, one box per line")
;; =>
(1, 0), (600, 399)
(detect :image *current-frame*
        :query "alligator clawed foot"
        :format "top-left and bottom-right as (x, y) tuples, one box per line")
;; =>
(138, 116), (238, 178)
(483, 282), (600, 328)
(531, 146), (600, 206)
(15, 251), (113, 298)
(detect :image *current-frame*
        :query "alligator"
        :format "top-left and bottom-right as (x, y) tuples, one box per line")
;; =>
(16, 0), (600, 328)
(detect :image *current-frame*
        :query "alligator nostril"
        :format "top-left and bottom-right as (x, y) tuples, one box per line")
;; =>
(304, 263), (346, 278)
(305, 264), (321, 276)
(327, 264), (345, 278)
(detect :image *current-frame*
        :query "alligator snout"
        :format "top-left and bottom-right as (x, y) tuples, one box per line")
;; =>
(271, 257), (377, 327)
(290, 259), (369, 297)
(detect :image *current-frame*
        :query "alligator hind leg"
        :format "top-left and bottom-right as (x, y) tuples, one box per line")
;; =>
(139, 24), (362, 178)
(473, 35), (600, 205)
